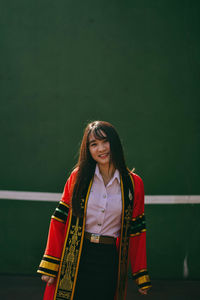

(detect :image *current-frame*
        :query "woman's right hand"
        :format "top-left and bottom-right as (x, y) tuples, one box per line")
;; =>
(41, 275), (55, 286)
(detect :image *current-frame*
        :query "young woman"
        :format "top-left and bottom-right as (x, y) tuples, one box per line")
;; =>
(38, 121), (151, 300)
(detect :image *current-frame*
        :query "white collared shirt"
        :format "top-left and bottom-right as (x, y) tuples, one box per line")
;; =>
(85, 164), (122, 238)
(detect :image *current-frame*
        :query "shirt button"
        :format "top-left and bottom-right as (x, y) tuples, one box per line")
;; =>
(103, 194), (107, 198)
(101, 209), (105, 213)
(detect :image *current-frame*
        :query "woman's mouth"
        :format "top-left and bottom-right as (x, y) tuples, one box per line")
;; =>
(98, 153), (109, 158)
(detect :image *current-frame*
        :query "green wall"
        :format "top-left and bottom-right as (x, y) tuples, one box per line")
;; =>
(0, 0), (199, 194)
(0, 0), (200, 279)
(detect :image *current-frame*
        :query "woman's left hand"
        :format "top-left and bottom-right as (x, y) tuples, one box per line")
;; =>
(138, 287), (150, 295)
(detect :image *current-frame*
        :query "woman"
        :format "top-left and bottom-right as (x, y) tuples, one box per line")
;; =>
(38, 121), (151, 300)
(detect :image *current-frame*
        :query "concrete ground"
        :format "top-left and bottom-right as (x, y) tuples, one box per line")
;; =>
(0, 275), (199, 300)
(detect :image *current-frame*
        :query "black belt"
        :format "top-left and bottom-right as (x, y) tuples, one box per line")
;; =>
(85, 232), (116, 245)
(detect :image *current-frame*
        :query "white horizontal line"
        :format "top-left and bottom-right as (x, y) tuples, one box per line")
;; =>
(0, 190), (61, 201)
(145, 195), (200, 204)
(0, 190), (200, 204)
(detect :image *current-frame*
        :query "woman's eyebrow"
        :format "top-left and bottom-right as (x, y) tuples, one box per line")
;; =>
(88, 139), (96, 145)
(89, 137), (107, 145)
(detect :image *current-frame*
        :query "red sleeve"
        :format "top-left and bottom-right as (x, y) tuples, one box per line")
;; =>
(129, 173), (151, 290)
(37, 169), (77, 277)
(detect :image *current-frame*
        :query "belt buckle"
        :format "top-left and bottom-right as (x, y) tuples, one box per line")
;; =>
(90, 234), (100, 243)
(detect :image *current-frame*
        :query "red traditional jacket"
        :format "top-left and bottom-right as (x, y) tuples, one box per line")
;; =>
(38, 169), (151, 300)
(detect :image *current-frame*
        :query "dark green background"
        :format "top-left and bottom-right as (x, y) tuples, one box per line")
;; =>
(1, 0), (199, 194)
(0, 0), (199, 279)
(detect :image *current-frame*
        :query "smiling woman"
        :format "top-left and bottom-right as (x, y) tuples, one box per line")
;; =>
(37, 121), (151, 300)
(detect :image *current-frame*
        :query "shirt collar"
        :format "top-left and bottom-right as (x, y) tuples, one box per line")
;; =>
(94, 164), (120, 185)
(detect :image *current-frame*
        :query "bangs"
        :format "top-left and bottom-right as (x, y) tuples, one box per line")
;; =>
(91, 127), (107, 140)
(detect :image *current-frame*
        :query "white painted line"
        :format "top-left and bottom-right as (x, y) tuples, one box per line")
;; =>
(145, 195), (200, 204)
(0, 191), (200, 204)
(0, 190), (61, 202)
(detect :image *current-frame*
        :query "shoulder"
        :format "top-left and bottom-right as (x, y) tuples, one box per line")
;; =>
(129, 171), (145, 213)
(69, 167), (79, 180)
(128, 171), (144, 195)
(129, 171), (143, 185)
(64, 166), (77, 181)
(61, 168), (78, 204)
(63, 167), (79, 190)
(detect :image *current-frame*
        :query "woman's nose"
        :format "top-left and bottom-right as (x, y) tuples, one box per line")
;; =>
(98, 142), (105, 151)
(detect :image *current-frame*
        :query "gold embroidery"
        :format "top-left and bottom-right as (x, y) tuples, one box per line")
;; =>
(132, 269), (147, 276)
(40, 260), (59, 272)
(130, 229), (146, 237)
(37, 270), (56, 277)
(54, 180), (93, 300)
(129, 189), (133, 201)
(59, 218), (82, 291)
(118, 203), (132, 299)
(121, 203), (132, 267)
(117, 174), (134, 300)
(136, 274), (151, 286)
(51, 216), (65, 223)
(60, 201), (69, 208)
(132, 212), (144, 221)
(57, 290), (71, 299)
(44, 255), (60, 261)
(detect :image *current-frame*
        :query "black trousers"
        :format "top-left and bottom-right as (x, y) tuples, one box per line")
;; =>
(73, 239), (118, 300)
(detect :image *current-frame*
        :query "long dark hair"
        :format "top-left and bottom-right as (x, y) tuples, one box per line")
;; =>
(72, 121), (129, 216)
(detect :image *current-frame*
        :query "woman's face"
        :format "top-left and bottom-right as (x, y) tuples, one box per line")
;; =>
(88, 131), (111, 167)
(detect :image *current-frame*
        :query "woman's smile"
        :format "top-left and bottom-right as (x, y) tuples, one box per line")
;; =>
(98, 153), (109, 158)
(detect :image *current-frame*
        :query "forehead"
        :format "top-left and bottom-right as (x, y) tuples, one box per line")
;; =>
(88, 129), (107, 142)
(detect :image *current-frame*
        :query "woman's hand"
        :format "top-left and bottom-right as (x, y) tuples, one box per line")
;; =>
(41, 275), (55, 286)
(138, 287), (150, 295)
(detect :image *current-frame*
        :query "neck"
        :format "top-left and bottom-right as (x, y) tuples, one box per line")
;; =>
(98, 163), (116, 186)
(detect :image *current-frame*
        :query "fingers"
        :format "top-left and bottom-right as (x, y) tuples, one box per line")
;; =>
(138, 288), (148, 295)
(47, 277), (55, 286)
(41, 275), (55, 286)
(41, 275), (49, 282)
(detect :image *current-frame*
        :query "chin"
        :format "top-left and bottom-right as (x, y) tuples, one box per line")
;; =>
(98, 159), (110, 165)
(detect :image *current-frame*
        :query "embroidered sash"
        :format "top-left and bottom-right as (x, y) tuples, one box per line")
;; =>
(116, 173), (134, 300)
